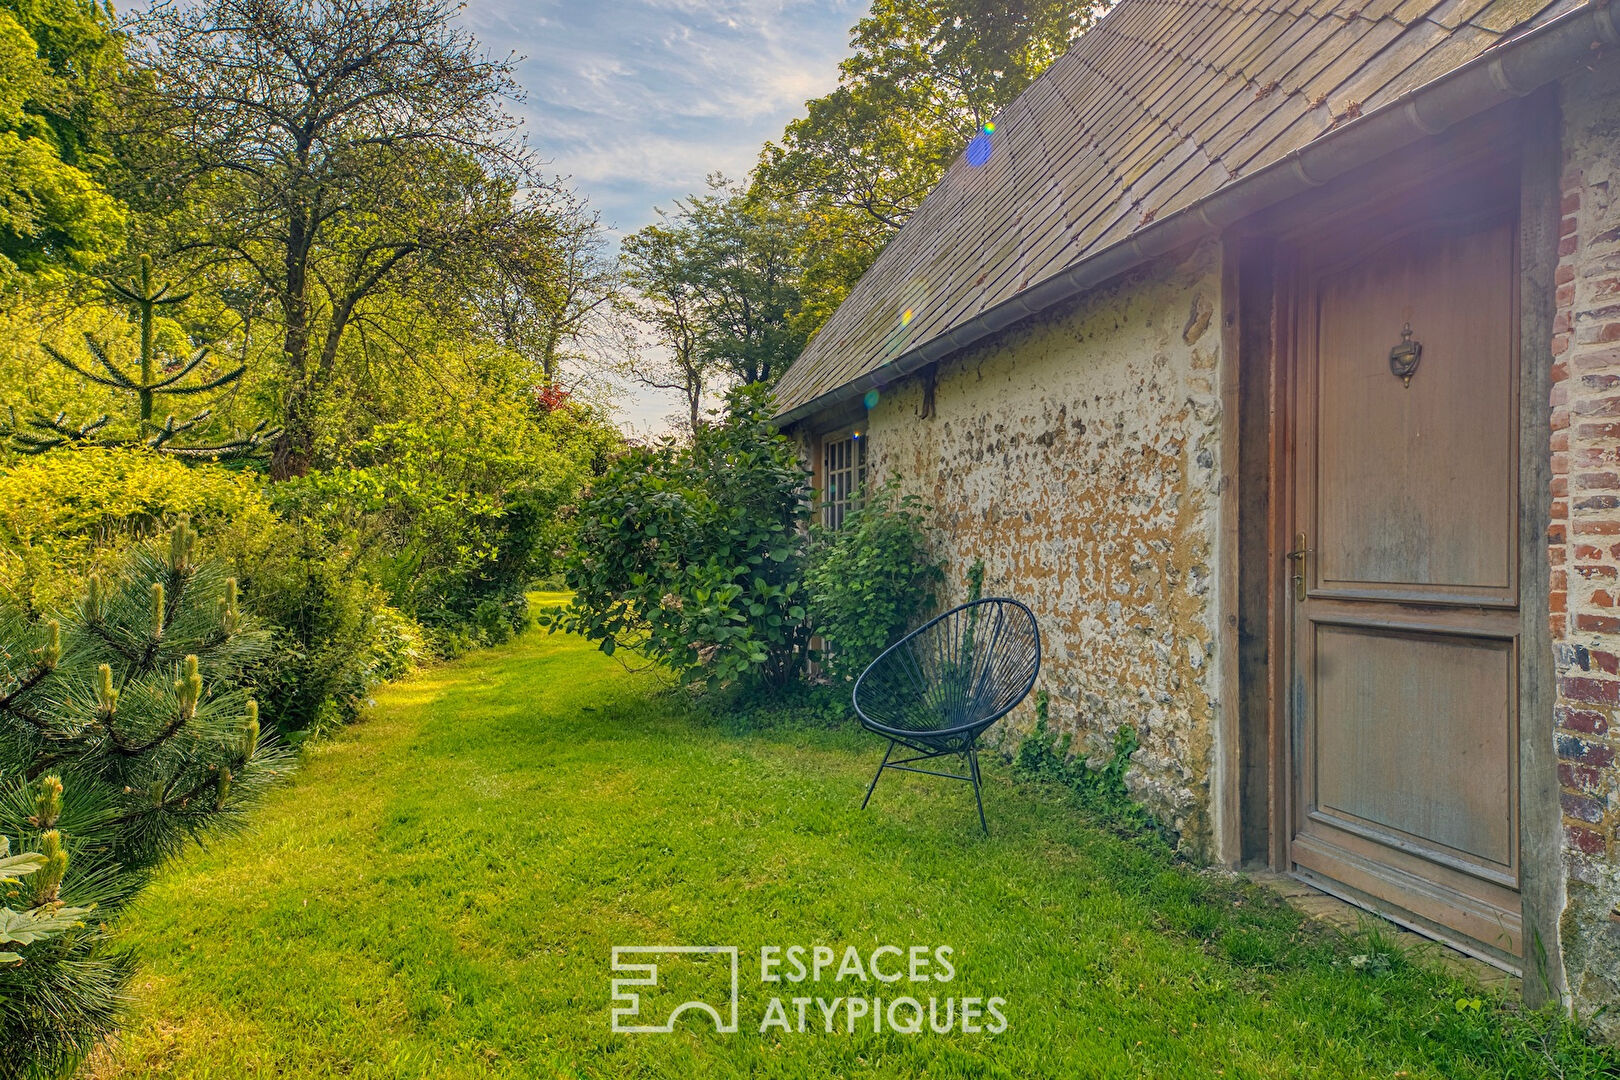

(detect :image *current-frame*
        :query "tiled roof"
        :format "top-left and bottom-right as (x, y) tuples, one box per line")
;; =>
(772, 0), (1577, 417)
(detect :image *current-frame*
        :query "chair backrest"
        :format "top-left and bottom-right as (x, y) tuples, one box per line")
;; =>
(852, 598), (1041, 739)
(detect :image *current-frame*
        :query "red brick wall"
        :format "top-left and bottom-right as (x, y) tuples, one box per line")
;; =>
(1549, 67), (1620, 1033)
(1551, 173), (1620, 870)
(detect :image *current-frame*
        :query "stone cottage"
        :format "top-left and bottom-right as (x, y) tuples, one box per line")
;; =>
(771, 0), (1620, 1033)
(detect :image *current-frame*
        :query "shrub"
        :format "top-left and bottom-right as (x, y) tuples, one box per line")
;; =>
(0, 524), (293, 1075)
(804, 477), (942, 680)
(0, 798), (132, 1080)
(275, 397), (618, 645)
(242, 519), (423, 739)
(0, 446), (277, 614)
(547, 385), (812, 690)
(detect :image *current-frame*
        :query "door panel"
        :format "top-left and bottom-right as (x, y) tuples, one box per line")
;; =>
(1289, 204), (1524, 967)
(1312, 623), (1515, 867)
(1314, 223), (1518, 601)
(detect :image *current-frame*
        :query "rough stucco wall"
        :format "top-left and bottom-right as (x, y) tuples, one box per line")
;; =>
(1550, 65), (1620, 1040)
(855, 241), (1225, 859)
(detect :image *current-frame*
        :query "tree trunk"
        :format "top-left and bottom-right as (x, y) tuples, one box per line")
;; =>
(271, 383), (313, 480)
(272, 216), (313, 480)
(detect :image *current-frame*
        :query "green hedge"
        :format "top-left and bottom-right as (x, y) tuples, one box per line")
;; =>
(0, 447), (276, 612)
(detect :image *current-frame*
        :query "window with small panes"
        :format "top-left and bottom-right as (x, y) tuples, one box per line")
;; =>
(821, 431), (867, 530)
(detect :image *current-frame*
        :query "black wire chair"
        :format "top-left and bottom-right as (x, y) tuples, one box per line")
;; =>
(852, 598), (1041, 833)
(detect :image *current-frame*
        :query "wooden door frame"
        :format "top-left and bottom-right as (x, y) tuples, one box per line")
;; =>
(1226, 90), (1564, 1000)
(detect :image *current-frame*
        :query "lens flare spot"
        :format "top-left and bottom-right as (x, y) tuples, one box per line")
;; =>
(983, 121), (995, 133)
(863, 389), (880, 410)
(883, 278), (932, 357)
(965, 132), (993, 168)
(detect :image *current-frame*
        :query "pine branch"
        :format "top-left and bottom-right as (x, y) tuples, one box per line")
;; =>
(40, 342), (134, 390)
(151, 420), (278, 461)
(159, 361), (246, 395)
(0, 664), (55, 720)
(5, 411), (112, 454)
(0, 622), (61, 718)
(147, 412), (213, 448)
(101, 279), (190, 309)
(142, 348), (212, 389)
(27, 412), (111, 439)
(102, 708), (190, 757)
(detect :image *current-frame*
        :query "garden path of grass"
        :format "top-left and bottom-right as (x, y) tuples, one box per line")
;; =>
(88, 596), (1620, 1079)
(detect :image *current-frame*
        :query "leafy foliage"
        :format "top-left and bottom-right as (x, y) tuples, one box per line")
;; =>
(237, 522), (410, 738)
(0, 447), (278, 614)
(621, 178), (811, 421)
(1014, 686), (1156, 834)
(477, 188), (628, 390)
(546, 386), (812, 690)
(273, 392), (619, 647)
(0, 523), (292, 1076)
(0, 0), (126, 279)
(804, 478), (942, 680)
(761, 0), (1099, 227)
(752, 0), (1102, 333)
(127, 0), (563, 478)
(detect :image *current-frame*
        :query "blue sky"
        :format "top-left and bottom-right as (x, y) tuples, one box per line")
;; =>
(462, 1), (864, 428)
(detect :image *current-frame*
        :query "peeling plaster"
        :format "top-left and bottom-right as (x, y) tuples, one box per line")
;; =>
(850, 240), (1227, 858)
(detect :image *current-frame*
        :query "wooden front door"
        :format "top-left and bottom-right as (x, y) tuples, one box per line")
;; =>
(1287, 193), (1523, 967)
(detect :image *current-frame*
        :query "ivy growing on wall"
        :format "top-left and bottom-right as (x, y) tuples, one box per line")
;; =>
(1014, 686), (1155, 836)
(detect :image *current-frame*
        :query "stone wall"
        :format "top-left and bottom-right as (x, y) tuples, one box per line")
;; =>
(851, 240), (1227, 859)
(1549, 65), (1620, 1039)
(786, 73), (1620, 1031)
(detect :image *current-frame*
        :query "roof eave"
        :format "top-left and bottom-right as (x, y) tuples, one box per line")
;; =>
(773, 0), (1620, 428)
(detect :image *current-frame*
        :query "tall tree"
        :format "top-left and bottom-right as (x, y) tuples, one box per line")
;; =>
(127, 0), (547, 478)
(480, 188), (626, 389)
(686, 184), (807, 388)
(753, 0), (1102, 333)
(7, 254), (276, 458)
(0, 0), (126, 277)
(621, 221), (712, 433)
(621, 178), (807, 421)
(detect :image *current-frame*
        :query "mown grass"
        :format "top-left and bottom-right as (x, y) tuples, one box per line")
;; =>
(88, 594), (1619, 1078)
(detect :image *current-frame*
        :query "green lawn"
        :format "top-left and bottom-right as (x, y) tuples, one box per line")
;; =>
(88, 596), (1618, 1079)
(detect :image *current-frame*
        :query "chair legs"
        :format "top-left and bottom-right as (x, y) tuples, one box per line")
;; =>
(968, 746), (987, 835)
(860, 738), (989, 834)
(861, 740), (895, 810)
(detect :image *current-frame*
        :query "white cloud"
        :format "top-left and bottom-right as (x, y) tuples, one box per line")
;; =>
(461, 0), (861, 429)
(467, 0), (856, 228)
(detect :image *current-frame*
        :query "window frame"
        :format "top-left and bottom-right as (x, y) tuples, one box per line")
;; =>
(819, 427), (868, 530)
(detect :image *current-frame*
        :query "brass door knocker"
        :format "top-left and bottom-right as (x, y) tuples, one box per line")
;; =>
(1389, 323), (1421, 387)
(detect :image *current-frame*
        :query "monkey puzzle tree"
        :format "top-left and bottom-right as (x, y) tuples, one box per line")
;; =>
(6, 254), (277, 459)
(0, 521), (292, 1076)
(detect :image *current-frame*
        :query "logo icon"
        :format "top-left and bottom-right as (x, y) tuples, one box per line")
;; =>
(610, 946), (739, 1033)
